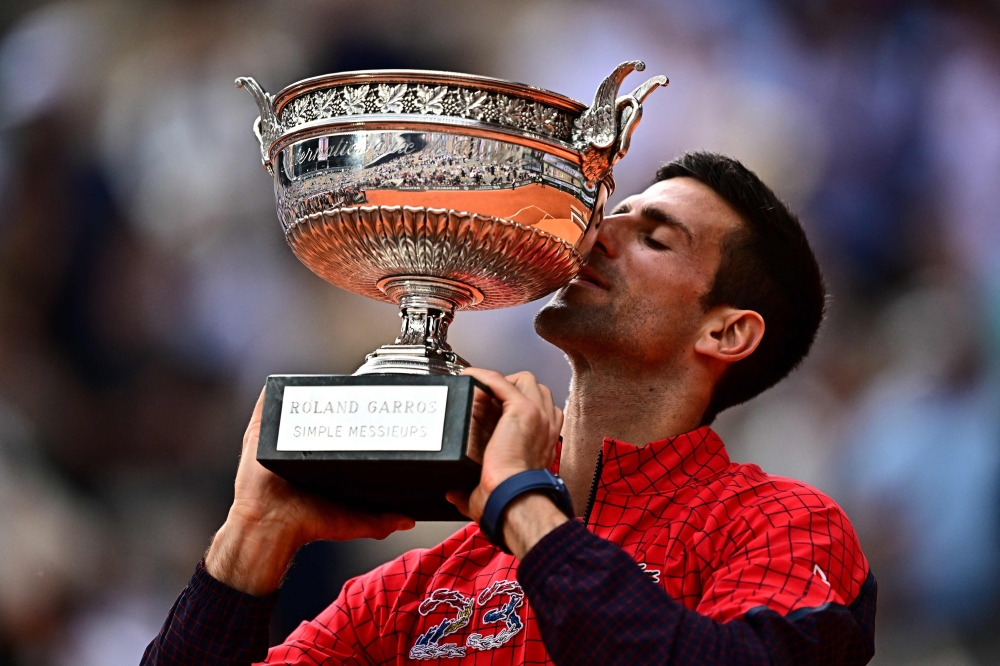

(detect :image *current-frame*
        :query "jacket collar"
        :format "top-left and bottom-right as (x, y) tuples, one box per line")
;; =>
(600, 426), (730, 493)
(553, 426), (731, 494)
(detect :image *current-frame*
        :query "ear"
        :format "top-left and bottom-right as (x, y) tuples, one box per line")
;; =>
(694, 307), (765, 366)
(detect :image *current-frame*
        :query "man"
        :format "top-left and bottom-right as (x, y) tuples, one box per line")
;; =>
(144, 152), (875, 665)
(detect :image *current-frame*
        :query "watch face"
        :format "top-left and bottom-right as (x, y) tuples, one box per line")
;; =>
(547, 474), (574, 519)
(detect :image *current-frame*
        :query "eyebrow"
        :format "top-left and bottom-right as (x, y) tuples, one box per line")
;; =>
(610, 201), (693, 243)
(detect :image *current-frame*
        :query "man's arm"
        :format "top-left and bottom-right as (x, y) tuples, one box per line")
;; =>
(141, 561), (278, 666)
(516, 519), (875, 666)
(498, 462), (875, 665)
(450, 368), (874, 666)
(142, 389), (415, 666)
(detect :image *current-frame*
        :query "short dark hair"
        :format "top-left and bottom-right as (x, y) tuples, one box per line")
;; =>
(655, 152), (826, 423)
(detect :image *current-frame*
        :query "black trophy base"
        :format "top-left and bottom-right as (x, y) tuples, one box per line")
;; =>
(257, 374), (481, 521)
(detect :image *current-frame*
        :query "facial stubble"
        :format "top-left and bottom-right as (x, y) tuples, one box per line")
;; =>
(535, 277), (694, 371)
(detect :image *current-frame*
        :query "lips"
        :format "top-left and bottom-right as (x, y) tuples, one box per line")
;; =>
(571, 264), (609, 290)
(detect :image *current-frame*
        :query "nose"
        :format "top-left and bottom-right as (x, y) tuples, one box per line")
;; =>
(588, 212), (626, 260)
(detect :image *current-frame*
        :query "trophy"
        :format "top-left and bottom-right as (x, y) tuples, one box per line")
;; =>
(238, 62), (666, 519)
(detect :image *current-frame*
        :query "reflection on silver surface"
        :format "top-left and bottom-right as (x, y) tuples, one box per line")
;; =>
(287, 205), (582, 309)
(238, 62), (667, 374)
(274, 131), (597, 233)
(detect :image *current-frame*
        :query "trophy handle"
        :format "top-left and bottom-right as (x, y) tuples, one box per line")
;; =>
(235, 76), (280, 175)
(573, 62), (668, 184)
(613, 74), (668, 164)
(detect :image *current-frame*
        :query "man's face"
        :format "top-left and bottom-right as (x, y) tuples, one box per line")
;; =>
(534, 177), (744, 368)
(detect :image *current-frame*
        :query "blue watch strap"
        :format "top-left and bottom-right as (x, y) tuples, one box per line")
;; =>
(480, 469), (574, 554)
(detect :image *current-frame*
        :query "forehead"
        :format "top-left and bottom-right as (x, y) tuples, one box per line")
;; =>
(616, 177), (744, 241)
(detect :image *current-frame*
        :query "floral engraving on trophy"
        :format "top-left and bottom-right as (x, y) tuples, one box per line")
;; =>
(532, 102), (559, 133)
(377, 83), (407, 113)
(278, 83), (575, 141)
(497, 95), (527, 127)
(414, 86), (448, 115)
(315, 89), (341, 121)
(458, 89), (488, 119)
(283, 89), (339, 126)
(342, 85), (371, 115)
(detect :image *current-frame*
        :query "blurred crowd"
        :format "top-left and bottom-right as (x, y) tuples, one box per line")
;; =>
(0, 0), (998, 664)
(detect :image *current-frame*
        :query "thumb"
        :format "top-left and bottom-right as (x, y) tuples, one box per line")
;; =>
(364, 513), (417, 540)
(308, 498), (415, 542)
(445, 490), (473, 520)
(242, 386), (267, 454)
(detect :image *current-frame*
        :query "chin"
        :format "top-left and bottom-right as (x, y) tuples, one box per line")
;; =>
(534, 291), (615, 354)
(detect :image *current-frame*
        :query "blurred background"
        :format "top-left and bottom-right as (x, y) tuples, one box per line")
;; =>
(0, 0), (997, 663)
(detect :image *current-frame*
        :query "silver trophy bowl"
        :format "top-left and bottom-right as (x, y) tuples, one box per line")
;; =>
(238, 62), (666, 375)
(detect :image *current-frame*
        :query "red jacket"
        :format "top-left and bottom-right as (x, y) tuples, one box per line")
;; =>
(255, 427), (873, 664)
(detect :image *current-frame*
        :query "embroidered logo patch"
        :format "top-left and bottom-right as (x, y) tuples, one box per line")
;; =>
(409, 589), (475, 660)
(466, 580), (525, 651)
(409, 581), (526, 659)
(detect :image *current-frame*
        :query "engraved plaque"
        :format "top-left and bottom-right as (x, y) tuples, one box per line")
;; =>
(257, 374), (481, 520)
(276, 385), (448, 452)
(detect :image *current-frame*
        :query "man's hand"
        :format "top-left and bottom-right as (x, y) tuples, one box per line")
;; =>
(205, 389), (415, 596)
(446, 369), (569, 560)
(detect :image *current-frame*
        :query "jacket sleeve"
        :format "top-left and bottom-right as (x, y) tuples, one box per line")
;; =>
(141, 560), (278, 666)
(517, 520), (876, 666)
(143, 556), (407, 666)
(257, 572), (382, 665)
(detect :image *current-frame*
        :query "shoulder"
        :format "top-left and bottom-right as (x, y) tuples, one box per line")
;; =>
(727, 463), (846, 520)
(719, 461), (854, 525)
(716, 463), (870, 604)
(691, 463), (872, 620)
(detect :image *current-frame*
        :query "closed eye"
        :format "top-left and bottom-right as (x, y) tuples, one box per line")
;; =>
(644, 235), (670, 251)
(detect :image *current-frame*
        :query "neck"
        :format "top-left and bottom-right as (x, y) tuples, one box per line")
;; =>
(557, 354), (710, 515)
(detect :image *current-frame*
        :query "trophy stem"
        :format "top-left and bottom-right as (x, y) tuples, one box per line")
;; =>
(354, 276), (483, 376)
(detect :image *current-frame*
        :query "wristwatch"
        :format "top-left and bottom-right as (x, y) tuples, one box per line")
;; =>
(480, 469), (574, 554)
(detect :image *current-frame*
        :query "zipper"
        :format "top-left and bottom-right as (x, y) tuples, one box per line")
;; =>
(582, 449), (604, 525)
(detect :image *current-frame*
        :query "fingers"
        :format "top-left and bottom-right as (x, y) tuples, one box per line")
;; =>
(462, 368), (561, 446)
(467, 385), (501, 464)
(369, 513), (416, 539)
(463, 369), (555, 417)
(462, 368), (561, 477)
(242, 386), (267, 453)
(538, 383), (553, 408)
(508, 372), (559, 425)
(507, 373), (561, 447)
(466, 433), (486, 465)
(507, 371), (545, 407)
(538, 384), (561, 440)
(553, 406), (565, 438)
(445, 490), (473, 519)
(313, 500), (415, 541)
(470, 386), (501, 431)
(462, 368), (527, 405)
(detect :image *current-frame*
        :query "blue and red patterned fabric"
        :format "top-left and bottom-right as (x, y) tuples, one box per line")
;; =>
(143, 426), (875, 665)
